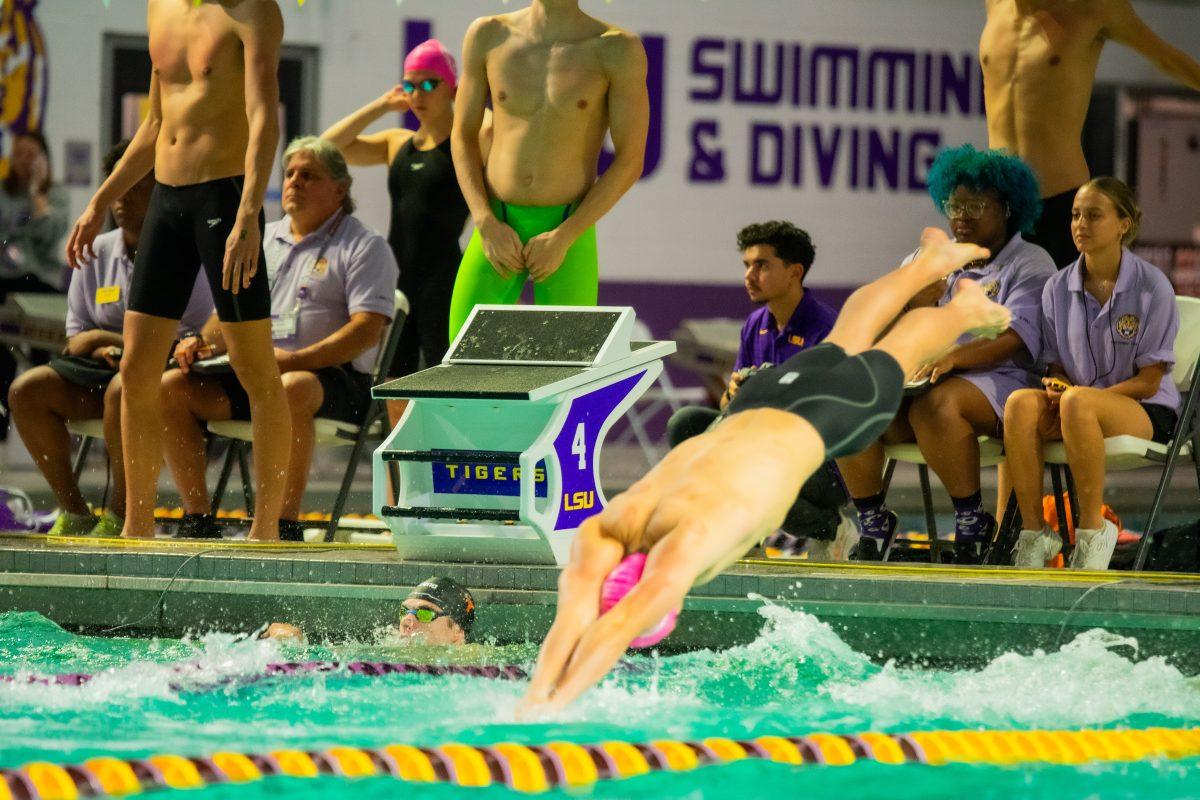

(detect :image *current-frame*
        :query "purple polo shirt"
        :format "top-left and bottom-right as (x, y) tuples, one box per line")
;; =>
(264, 212), (399, 374)
(1041, 249), (1180, 411)
(734, 290), (838, 371)
(67, 228), (213, 337)
(937, 234), (1056, 417)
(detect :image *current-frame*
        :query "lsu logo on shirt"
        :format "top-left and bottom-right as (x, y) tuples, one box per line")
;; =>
(0, 0), (49, 181)
(1116, 314), (1140, 341)
(982, 280), (1001, 299)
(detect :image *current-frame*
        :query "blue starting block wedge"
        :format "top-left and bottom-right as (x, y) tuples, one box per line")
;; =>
(372, 306), (675, 565)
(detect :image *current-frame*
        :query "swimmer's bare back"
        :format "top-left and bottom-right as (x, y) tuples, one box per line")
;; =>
(148, 0), (278, 186)
(475, 8), (640, 205)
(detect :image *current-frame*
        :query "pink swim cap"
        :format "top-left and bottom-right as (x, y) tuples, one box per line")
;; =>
(599, 553), (679, 649)
(404, 39), (457, 89)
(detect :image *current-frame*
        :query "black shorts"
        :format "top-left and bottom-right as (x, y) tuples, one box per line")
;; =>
(1142, 403), (1178, 445)
(48, 355), (118, 390)
(1025, 187), (1080, 270)
(129, 177), (271, 323)
(217, 364), (372, 425)
(726, 342), (906, 459)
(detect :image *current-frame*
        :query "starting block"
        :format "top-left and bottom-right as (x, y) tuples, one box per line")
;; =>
(373, 306), (675, 565)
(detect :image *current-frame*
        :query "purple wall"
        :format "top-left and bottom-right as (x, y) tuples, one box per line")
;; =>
(598, 280), (854, 340)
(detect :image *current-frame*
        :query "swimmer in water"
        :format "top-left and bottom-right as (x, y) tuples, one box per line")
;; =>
(521, 228), (1013, 714)
(263, 576), (475, 646)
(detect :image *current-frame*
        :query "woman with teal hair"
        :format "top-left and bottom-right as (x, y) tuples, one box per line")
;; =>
(838, 144), (1056, 564)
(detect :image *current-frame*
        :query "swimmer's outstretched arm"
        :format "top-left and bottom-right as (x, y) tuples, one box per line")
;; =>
(521, 411), (823, 716)
(523, 519), (624, 709)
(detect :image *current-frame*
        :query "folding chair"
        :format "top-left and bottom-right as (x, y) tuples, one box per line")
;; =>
(613, 320), (708, 465)
(990, 296), (1200, 567)
(879, 435), (1006, 562)
(67, 419), (106, 480)
(207, 290), (410, 542)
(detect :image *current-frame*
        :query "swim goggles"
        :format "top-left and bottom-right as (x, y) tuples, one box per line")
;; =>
(402, 607), (445, 624)
(402, 78), (442, 93)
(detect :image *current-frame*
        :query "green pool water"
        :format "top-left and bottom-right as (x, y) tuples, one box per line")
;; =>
(2, 606), (1198, 799)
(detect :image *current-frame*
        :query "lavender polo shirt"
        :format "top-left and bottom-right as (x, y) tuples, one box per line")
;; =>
(264, 212), (399, 374)
(734, 290), (838, 371)
(67, 228), (213, 337)
(936, 234), (1056, 417)
(1041, 249), (1180, 412)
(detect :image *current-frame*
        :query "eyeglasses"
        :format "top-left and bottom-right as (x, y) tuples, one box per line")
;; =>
(402, 607), (445, 624)
(402, 78), (442, 94)
(941, 199), (991, 220)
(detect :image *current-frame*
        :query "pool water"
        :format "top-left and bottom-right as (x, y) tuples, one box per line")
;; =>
(1, 606), (1198, 799)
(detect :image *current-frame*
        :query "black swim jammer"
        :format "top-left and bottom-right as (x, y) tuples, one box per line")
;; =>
(129, 176), (271, 323)
(726, 342), (906, 459)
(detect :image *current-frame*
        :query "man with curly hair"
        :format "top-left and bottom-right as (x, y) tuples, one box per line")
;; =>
(837, 145), (1055, 564)
(665, 221), (846, 559)
(981, 0), (1200, 267)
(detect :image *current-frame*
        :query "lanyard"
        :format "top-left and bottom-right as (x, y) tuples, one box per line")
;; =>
(290, 210), (345, 313)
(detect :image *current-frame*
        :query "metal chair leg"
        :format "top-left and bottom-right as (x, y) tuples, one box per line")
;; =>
(1050, 465), (1071, 560)
(919, 464), (941, 563)
(211, 444), (237, 516)
(986, 491), (1021, 565)
(1063, 465), (1080, 531)
(880, 459), (899, 562)
(236, 442), (255, 513)
(71, 436), (94, 480)
(880, 458), (897, 495)
(324, 410), (377, 543)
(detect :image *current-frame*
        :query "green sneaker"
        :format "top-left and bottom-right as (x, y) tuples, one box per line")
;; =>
(48, 512), (97, 538)
(87, 510), (124, 538)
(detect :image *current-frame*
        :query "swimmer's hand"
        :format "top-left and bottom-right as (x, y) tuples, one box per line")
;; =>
(523, 230), (570, 283)
(223, 214), (262, 295)
(478, 215), (525, 279)
(66, 204), (106, 269)
(379, 84), (411, 114)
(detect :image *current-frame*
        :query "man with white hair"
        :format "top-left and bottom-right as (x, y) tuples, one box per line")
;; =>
(161, 137), (399, 541)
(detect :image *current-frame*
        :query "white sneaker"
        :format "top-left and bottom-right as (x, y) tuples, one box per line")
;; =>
(1013, 526), (1059, 567)
(1069, 520), (1118, 570)
(831, 511), (860, 561)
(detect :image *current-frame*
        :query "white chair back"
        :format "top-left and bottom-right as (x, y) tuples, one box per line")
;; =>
(370, 290), (411, 382)
(1172, 296), (1200, 390)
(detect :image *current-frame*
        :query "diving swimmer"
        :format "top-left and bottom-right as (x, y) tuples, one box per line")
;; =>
(521, 228), (1014, 714)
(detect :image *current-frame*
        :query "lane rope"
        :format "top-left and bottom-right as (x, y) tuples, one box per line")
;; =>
(4, 727), (1198, 797)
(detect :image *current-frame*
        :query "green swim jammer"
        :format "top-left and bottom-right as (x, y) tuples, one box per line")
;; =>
(448, 199), (599, 338)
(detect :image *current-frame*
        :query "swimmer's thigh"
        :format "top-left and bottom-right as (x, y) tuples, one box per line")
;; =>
(193, 179), (270, 323)
(533, 226), (599, 307)
(448, 228), (526, 339)
(127, 186), (200, 321)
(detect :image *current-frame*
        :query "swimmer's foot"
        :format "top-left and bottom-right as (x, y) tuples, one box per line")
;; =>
(948, 278), (1012, 340)
(911, 227), (991, 282)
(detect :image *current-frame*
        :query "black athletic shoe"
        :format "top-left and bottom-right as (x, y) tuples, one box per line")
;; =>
(849, 510), (898, 561)
(279, 518), (305, 543)
(952, 511), (996, 565)
(173, 512), (222, 539)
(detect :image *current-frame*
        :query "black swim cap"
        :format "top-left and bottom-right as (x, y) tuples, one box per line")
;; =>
(408, 576), (476, 634)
